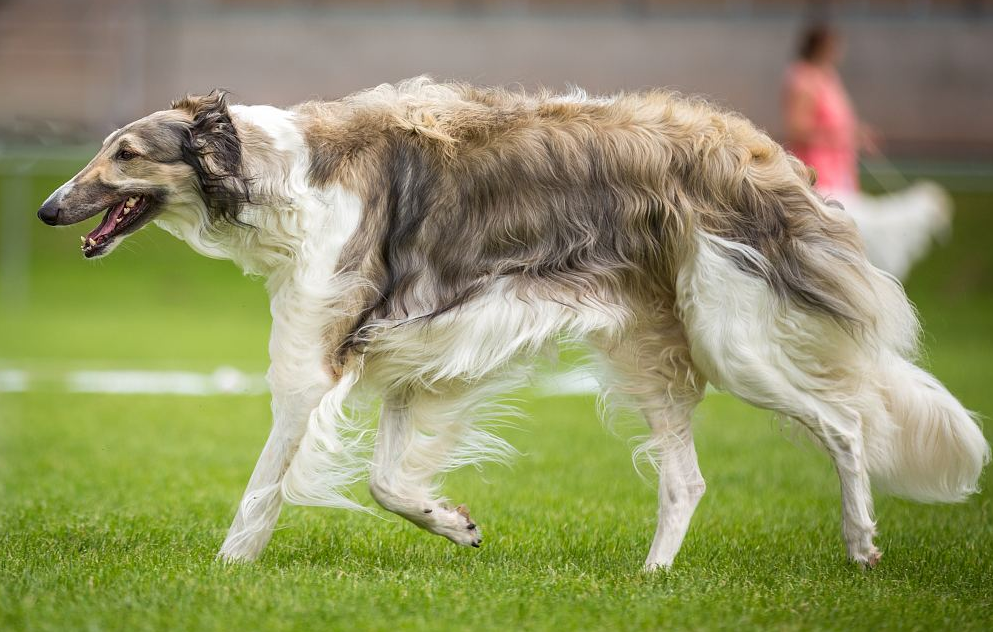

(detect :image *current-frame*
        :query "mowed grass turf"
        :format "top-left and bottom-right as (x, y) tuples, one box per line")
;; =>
(1, 175), (992, 631)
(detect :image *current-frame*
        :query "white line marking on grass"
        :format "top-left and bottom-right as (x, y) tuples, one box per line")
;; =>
(536, 368), (601, 397)
(0, 369), (28, 392)
(0, 362), (722, 399)
(0, 363), (623, 397)
(1, 365), (268, 396)
(66, 367), (268, 396)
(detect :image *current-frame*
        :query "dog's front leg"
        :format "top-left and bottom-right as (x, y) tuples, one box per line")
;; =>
(217, 283), (336, 562)
(216, 377), (329, 562)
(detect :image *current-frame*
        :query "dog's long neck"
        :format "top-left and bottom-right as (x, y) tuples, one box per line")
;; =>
(158, 104), (357, 290)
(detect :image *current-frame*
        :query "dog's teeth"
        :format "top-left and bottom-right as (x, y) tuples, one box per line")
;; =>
(122, 206), (130, 215)
(87, 238), (97, 246)
(115, 216), (122, 223)
(80, 235), (86, 243)
(125, 197), (137, 208)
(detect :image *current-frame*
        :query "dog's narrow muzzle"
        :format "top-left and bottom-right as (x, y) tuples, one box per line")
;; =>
(36, 183), (104, 226)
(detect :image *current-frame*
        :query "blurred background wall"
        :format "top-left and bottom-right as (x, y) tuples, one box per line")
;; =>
(1, 0), (992, 158)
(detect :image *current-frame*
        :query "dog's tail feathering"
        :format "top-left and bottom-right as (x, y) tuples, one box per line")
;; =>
(793, 189), (990, 503)
(693, 131), (989, 503)
(867, 354), (990, 502)
(781, 194), (990, 504)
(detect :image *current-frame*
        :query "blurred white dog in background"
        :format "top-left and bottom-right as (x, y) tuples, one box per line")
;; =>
(839, 180), (952, 280)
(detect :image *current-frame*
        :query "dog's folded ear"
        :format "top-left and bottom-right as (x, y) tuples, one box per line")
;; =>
(172, 89), (251, 225)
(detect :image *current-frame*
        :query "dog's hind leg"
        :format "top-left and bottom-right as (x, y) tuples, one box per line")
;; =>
(593, 321), (707, 570)
(677, 234), (880, 566)
(367, 385), (512, 548)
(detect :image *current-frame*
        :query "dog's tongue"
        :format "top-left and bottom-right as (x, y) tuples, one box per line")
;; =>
(86, 200), (127, 242)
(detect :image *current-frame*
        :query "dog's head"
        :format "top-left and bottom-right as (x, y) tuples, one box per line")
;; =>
(37, 90), (249, 258)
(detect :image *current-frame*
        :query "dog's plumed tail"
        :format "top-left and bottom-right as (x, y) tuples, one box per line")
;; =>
(770, 187), (991, 504)
(865, 355), (990, 503)
(779, 181), (990, 504)
(684, 129), (988, 506)
(776, 190), (990, 503)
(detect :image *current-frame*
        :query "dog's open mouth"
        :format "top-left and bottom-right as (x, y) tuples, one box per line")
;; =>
(81, 195), (151, 258)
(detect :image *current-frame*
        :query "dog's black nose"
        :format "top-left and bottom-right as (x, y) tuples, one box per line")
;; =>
(37, 199), (61, 225)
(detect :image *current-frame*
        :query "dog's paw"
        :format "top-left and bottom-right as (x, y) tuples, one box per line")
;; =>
(216, 547), (260, 564)
(867, 548), (883, 567)
(425, 503), (482, 548)
(216, 530), (267, 563)
(850, 546), (882, 569)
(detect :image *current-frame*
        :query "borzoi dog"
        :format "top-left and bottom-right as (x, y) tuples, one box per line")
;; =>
(37, 79), (989, 569)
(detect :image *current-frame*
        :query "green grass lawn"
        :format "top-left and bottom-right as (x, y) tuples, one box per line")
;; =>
(1, 176), (992, 631)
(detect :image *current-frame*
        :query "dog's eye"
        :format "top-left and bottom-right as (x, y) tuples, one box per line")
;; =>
(116, 149), (138, 161)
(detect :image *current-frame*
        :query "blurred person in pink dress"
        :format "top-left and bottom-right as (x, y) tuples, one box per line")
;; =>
(783, 24), (874, 195)
(783, 24), (951, 280)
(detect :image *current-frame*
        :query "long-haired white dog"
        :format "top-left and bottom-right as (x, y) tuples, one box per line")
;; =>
(38, 79), (988, 569)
